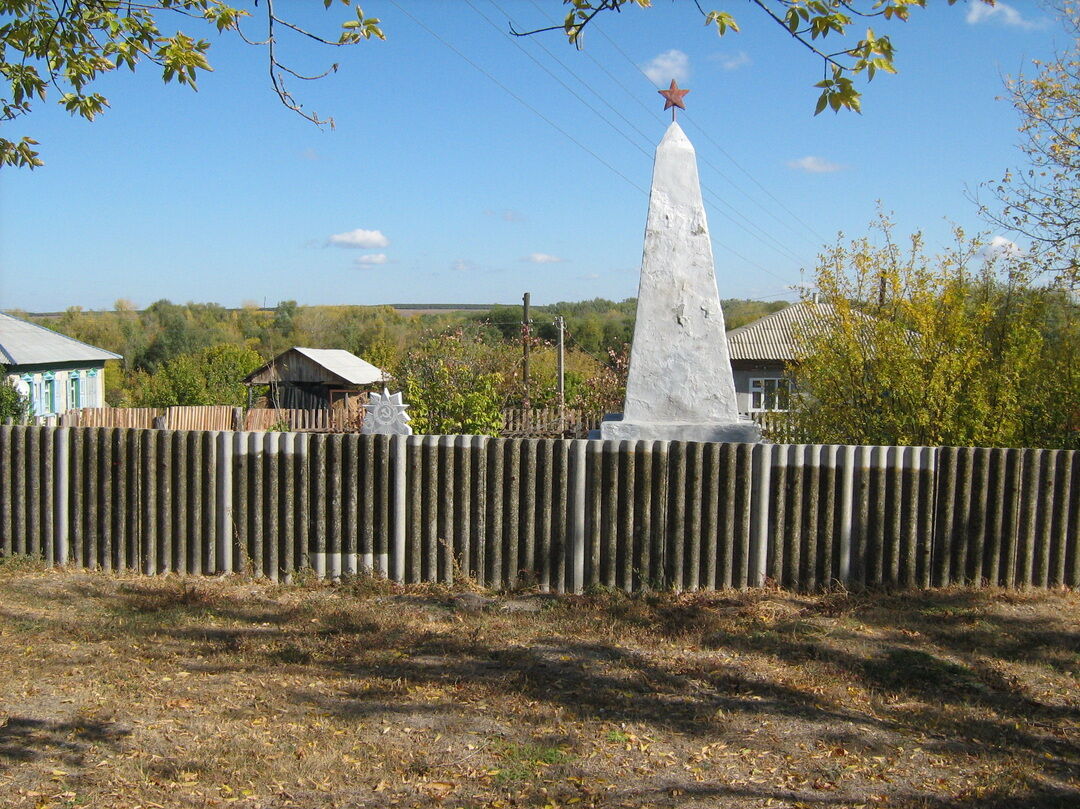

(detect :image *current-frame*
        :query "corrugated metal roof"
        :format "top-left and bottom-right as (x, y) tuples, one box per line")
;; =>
(293, 347), (386, 385)
(0, 311), (122, 366)
(726, 301), (839, 362)
(245, 346), (387, 386)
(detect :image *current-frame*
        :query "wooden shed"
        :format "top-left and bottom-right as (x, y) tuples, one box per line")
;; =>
(243, 347), (388, 411)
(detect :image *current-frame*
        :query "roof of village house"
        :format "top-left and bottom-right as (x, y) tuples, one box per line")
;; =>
(243, 346), (387, 386)
(0, 311), (122, 367)
(726, 300), (842, 362)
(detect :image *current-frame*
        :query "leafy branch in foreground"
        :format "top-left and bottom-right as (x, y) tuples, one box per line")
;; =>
(512, 0), (992, 115)
(0, 0), (384, 168)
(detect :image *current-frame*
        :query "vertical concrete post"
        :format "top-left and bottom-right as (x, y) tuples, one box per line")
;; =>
(439, 435), (456, 585)
(506, 439), (523, 588)
(750, 443), (772, 588)
(784, 445), (803, 591)
(407, 435), (423, 583)
(295, 432), (311, 574)
(280, 431), (296, 582)
(1036, 450), (1056, 589)
(838, 444), (856, 586)
(456, 435), (473, 579)
(54, 427), (69, 566)
(935, 446), (959, 587)
(636, 441), (654, 589)
(586, 439), (603, 589)
(423, 435), (440, 582)
(522, 439), (537, 579)
(392, 435), (407, 583)
(734, 444), (752, 589)
(487, 439), (503, 589)
(970, 448), (991, 585)
(569, 439), (586, 594)
(473, 435), (489, 588)
(216, 430), (234, 574)
(804, 444), (822, 592)
(667, 441), (684, 591)
(619, 440), (636, 591)
(538, 439), (553, 592)
(1052, 450), (1072, 587)
(265, 431), (281, 583)
(900, 446), (919, 587)
(248, 431), (264, 577)
(686, 441), (704, 591)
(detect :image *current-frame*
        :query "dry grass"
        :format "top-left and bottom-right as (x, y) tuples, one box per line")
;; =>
(0, 561), (1078, 808)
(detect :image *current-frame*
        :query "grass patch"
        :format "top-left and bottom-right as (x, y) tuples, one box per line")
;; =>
(491, 739), (574, 785)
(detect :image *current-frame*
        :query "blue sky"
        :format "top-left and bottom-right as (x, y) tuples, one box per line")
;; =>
(0, 0), (1067, 312)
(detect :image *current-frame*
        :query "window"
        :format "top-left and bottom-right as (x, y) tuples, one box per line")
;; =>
(69, 372), (82, 410)
(30, 376), (43, 416)
(749, 377), (791, 412)
(86, 369), (99, 407)
(42, 372), (56, 415)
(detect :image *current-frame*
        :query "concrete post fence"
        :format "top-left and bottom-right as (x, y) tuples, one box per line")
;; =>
(0, 425), (1076, 592)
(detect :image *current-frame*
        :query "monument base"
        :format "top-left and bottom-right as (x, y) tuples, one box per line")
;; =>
(597, 414), (761, 443)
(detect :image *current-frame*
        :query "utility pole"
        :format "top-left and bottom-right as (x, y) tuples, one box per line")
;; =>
(556, 315), (566, 434)
(521, 292), (531, 410)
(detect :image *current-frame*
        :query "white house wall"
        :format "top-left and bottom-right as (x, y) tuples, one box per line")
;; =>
(5, 366), (105, 416)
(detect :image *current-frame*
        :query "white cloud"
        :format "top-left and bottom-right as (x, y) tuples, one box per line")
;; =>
(966, 1), (1039, 29)
(327, 228), (390, 249)
(451, 259), (477, 272)
(642, 49), (689, 86)
(300, 148), (322, 161)
(523, 253), (564, 264)
(787, 156), (844, 173)
(354, 253), (389, 266)
(979, 235), (1023, 260)
(710, 50), (751, 71)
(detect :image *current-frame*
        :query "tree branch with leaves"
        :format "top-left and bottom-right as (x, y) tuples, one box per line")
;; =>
(976, 2), (1079, 288)
(513, 0), (991, 114)
(0, 0), (384, 168)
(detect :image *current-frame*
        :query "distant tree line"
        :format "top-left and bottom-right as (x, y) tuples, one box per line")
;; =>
(9, 297), (785, 423)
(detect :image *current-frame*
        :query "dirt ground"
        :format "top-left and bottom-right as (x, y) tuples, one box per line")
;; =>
(0, 560), (1077, 809)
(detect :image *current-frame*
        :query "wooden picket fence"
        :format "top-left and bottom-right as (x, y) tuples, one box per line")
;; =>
(243, 408), (361, 432)
(58, 406), (361, 433)
(501, 408), (601, 439)
(748, 411), (808, 443)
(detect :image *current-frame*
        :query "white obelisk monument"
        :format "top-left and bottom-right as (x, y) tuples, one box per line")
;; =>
(601, 82), (760, 443)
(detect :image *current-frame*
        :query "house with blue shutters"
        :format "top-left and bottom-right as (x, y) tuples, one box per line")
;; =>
(0, 312), (121, 418)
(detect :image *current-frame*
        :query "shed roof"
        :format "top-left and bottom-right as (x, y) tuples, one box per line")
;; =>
(0, 311), (121, 367)
(244, 346), (387, 386)
(726, 301), (840, 362)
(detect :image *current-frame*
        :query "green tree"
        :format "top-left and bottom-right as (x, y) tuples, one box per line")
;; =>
(129, 343), (261, 407)
(980, 2), (1079, 288)
(3, 1), (991, 167)
(790, 215), (1075, 448)
(0, 367), (29, 421)
(396, 330), (509, 436)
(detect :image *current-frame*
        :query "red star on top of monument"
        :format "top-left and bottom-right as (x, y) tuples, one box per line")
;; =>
(658, 79), (690, 115)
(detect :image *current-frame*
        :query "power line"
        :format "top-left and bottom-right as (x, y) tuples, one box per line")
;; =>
(392, 1), (804, 286)
(583, 15), (830, 247)
(505, 0), (812, 270)
(386, 0), (647, 196)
